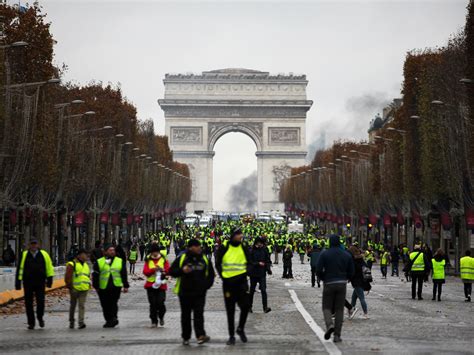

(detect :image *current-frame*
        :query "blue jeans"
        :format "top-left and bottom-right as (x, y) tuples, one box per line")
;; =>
(351, 287), (368, 314)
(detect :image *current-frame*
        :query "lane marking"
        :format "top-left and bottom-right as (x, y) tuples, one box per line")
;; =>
(288, 289), (342, 355)
(285, 282), (291, 287)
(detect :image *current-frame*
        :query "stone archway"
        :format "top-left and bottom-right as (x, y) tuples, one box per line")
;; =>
(158, 68), (313, 212)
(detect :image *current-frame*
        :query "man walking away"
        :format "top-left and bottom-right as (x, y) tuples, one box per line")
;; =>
(248, 237), (272, 314)
(460, 250), (474, 302)
(316, 235), (354, 343)
(309, 244), (321, 288)
(93, 244), (129, 328)
(65, 249), (91, 329)
(215, 228), (250, 345)
(390, 246), (400, 277)
(15, 239), (54, 330)
(169, 239), (215, 345)
(409, 244), (428, 300)
(282, 245), (293, 279)
(431, 248), (446, 301)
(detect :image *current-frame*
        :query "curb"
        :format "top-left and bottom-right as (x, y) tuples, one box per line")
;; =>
(0, 279), (66, 306)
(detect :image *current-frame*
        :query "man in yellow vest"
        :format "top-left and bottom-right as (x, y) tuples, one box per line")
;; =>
(15, 239), (54, 330)
(65, 248), (90, 329)
(169, 239), (215, 345)
(460, 250), (473, 302)
(215, 228), (250, 345)
(409, 244), (427, 300)
(92, 244), (129, 328)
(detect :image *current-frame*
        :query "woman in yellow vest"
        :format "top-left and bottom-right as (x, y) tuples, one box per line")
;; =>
(143, 244), (170, 327)
(65, 249), (90, 329)
(431, 249), (446, 302)
(460, 250), (473, 302)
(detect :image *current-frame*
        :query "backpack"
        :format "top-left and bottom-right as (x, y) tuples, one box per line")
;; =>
(362, 265), (373, 282)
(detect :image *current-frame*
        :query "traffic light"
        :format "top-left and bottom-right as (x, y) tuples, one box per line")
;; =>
(368, 223), (373, 229)
(346, 223), (351, 228)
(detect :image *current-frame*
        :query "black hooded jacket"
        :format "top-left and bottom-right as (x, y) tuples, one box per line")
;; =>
(315, 235), (354, 284)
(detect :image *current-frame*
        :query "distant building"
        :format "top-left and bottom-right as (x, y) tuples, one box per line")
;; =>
(367, 98), (402, 142)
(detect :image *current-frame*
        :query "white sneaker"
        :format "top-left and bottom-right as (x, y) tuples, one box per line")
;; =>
(348, 307), (359, 320)
(362, 313), (370, 319)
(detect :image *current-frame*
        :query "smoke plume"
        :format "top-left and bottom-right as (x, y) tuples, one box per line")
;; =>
(225, 171), (257, 212)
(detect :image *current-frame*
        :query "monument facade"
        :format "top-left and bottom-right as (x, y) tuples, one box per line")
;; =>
(158, 68), (313, 212)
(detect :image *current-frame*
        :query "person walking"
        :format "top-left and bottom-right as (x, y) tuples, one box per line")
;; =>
(409, 244), (428, 300)
(128, 245), (138, 275)
(348, 246), (369, 319)
(364, 247), (375, 270)
(15, 239), (54, 330)
(460, 250), (473, 302)
(65, 249), (91, 329)
(309, 244), (322, 288)
(93, 244), (129, 328)
(139, 242), (146, 261)
(248, 237), (272, 314)
(2, 244), (16, 266)
(215, 228), (250, 345)
(282, 244), (294, 279)
(390, 246), (400, 277)
(380, 248), (389, 279)
(316, 235), (355, 343)
(142, 244), (170, 327)
(431, 248), (446, 301)
(169, 239), (214, 345)
(90, 240), (103, 264)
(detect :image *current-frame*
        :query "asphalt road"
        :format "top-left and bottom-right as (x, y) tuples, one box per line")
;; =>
(0, 252), (472, 354)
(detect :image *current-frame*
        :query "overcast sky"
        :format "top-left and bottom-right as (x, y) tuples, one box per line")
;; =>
(34, 0), (468, 210)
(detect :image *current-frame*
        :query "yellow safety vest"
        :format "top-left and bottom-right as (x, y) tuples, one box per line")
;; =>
(431, 259), (445, 280)
(97, 257), (123, 289)
(410, 251), (425, 272)
(18, 250), (54, 281)
(460, 256), (474, 280)
(67, 260), (91, 291)
(381, 252), (389, 266)
(129, 250), (138, 261)
(365, 251), (375, 262)
(173, 253), (209, 294)
(222, 244), (247, 279)
(146, 257), (165, 283)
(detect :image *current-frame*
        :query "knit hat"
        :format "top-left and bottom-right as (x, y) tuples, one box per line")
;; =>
(231, 228), (243, 238)
(103, 243), (114, 252)
(187, 239), (201, 248)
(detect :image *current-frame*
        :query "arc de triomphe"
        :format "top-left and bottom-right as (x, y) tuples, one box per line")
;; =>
(158, 68), (313, 212)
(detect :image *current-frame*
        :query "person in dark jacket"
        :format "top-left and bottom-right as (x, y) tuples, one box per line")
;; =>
(248, 237), (272, 314)
(169, 239), (215, 345)
(15, 239), (54, 329)
(308, 244), (322, 287)
(390, 246), (400, 277)
(92, 244), (129, 328)
(282, 244), (293, 279)
(349, 246), (369, 319)
(90, 240), (103, 264)
(3, 244), (15, 266)
(316, 235), (355, 343)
